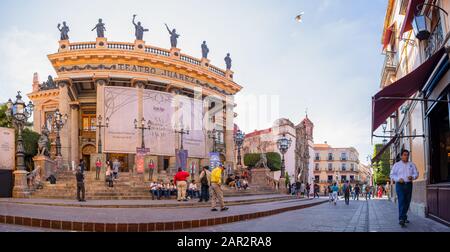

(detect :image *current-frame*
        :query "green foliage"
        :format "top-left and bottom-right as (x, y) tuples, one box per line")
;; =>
(0, 104), (12, 128)
(18, 128), (40, 171)
(373, 144), (391, 185)
(243, 152), (281, 172)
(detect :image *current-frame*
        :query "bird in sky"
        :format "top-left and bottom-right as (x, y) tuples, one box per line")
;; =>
(295, 12), (305, 23)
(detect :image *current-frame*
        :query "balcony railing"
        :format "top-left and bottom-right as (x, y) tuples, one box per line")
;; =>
(60, 41), (229, 80)
(380, 50), (398, 86)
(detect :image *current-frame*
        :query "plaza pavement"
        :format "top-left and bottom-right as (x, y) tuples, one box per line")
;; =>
(180, 198), (450, 232)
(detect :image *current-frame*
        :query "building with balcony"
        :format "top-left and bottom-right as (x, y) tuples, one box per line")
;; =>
(372, 0), (450, 225)
(313, 143), (365, 193)
(27, 30), (242, 182)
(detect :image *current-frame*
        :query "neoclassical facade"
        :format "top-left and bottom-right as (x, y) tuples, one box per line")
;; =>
(27, 36), (242, 180)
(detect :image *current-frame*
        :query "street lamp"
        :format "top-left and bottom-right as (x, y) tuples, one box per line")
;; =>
(412, 3), (448, 41)
(208, 129), (220, 153)
(234, 129), (245, 166)
(6, 91), (34, 171)
(96, 115), (109, 154)
(276, 133), (292, 179)
(52, 109), (68, 157)
(134, 117), (151, 149)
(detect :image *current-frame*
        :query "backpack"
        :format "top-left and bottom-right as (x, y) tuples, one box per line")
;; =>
(201, 172), (209, 185)
(344, 185), (350, 193)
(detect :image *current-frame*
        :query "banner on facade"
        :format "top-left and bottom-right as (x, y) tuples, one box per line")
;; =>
(176, 149), (189, 171)
(0, 127), (15, 170)
(104, 87), (139, 153)
(135, 148), (150, 174)
(209, 152), (222, 169)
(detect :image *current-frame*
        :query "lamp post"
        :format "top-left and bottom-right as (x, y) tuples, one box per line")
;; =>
(6, 91), (33, 197)
(134, 117), (151, 149)
(276, 134), (292, 179)
(175, 123), (190, 150)
(412, 3), (449, 41)
(96, 115), (109, 154)
(52, 109), (68, 157)
(234, 129), (245, 166)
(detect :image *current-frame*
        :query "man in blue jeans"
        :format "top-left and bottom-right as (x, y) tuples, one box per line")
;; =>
(390, 149), (419, 228)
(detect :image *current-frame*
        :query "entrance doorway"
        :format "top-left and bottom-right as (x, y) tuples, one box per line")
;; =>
(108, 153), (130, 172)
(82, 144), (96, 171)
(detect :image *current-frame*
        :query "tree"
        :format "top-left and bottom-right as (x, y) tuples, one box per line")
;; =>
(373, 144), (391, 185)
(0, 104), (12, 128)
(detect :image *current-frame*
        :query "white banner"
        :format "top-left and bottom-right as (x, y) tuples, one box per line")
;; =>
(0, 127), (15, 170)
(104, 87), (139, 153)
(143, 89), (176, 156)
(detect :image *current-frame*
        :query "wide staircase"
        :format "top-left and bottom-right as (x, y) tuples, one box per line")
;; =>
(30, 170), (280, 200)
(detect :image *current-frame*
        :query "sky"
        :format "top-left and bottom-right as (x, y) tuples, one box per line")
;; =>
(0, 0), (388, 164)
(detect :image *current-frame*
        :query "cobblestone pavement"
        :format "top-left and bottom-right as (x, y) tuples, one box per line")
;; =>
(181, 198), (450, 232)
(0, 224), (56, 232)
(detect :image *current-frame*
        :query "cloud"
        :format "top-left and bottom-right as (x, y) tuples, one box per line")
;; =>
(0, 27), (55, 101)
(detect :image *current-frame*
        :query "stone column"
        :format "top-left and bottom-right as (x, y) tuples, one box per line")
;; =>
(70, 104), (80, 169)
(225, 96), (235, 165)
(58, 81), (71, 169)
(95, 79), (106, 153)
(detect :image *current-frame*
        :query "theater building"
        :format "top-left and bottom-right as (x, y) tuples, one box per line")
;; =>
(27, 35), (242, 182)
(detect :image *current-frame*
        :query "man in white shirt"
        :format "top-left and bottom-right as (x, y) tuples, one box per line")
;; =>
(390, 149), (419, 227)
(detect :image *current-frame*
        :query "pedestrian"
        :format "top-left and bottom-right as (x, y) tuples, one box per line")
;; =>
(377, 185), (384, 198)
(365, 185), (371, 200)
(390, 149), (419, 228)
(305, 183), (311, 199)
(112, 159), (120, 180)
(300, 181), (306, 198)
(105, 162), (114, 188)
(79, 159), (85, 174)
(386, 181), (391, 201)
(331, 182), (339, 205)
(354, 184), (360, 201)
(95, 157), (102, 180)
(198, 166), (211, 203)
(188, 180), (199, 199)
(343, 180), (351, 205)
(313, 183), (320, 198)
(295, 181), (302, 199)
(75, 167), (86, 202)
(210, 164), (228, 212)
(174, 167), (190, 202)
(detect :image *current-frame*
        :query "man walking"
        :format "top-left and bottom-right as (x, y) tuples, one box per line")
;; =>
(75, 167), (86, 202)
(313, 183), (320, 198)
(210, 164), (228, 212)
(174, 168), (190, 202)
(343, 180), (351, 205)
(390, 149), (419, 227)
(354, 184), (360, 201)
(199, 166), (211, 203)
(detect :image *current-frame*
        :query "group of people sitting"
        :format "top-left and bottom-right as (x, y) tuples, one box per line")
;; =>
(149, 180), (200, 200)
(225, 175), (249, 191)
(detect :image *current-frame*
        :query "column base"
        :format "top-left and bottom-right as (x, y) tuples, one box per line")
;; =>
(12, 170), (30, 198)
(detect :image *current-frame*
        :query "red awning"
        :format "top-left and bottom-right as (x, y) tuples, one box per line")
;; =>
(372, 135), (398, 163)
(372, 47), (446, 133)
(399, 0), (424, 36)
(383, 25), (394, 49)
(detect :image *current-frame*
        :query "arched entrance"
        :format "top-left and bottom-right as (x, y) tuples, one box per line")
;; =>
(82, 144), (96, 171)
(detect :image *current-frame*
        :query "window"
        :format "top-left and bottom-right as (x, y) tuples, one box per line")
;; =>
(82, 112), (96, 132)
(328, 153), (333, 161)
(328, 163), (333, 171)
(315, 163), (319, 171)
(315, 153), (320, 161)
(341, 175), (347, 182)
(327, 176), (333, 182)
(341, 163), (347, 171)
(314, 176), (319, 183)
(350, 163), (355, 171)
(350, 175), (355, 182)
(341, 153), (347, 161)
(44, 111), (54, 132)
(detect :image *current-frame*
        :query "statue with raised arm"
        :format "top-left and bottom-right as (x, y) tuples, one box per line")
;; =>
(165, 23), (180, 48)
(92, 18), (106, 38)
(201, 41), (209, 59)
(224, 53), (232, 70)
(132, 14), (149, 41)
(57, 21), (70, 40)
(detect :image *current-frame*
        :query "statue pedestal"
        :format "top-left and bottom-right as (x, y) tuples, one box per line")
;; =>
(226, 69), (234, 79)
(33, 155), (57, 180)
(58, 40), (70, 52)
(134, 40), (145, 52)
(201, 58), (210, 67)
(12, 170), (30, 198)
(251, 168), (270, 186)
(170, 47), (181, 59)
(96, 37), (107, 49)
